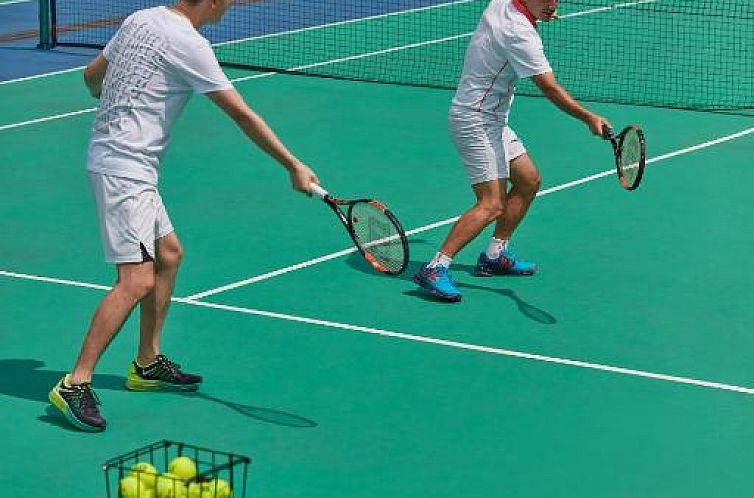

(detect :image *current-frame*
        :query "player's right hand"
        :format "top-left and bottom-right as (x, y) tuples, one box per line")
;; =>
(289, 163), (319, 195)
(587, 114), (611, 137)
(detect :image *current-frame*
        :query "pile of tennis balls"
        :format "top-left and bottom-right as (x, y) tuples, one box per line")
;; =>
(119, 456), (232, 498)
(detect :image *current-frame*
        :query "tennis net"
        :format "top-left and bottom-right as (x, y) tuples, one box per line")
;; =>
(43, 0), (754, 112)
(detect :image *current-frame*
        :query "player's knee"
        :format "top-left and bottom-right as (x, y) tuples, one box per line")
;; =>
(161, 244), (183, 270)
(518, 171), (541, 198)
(158, 236), (183, 270)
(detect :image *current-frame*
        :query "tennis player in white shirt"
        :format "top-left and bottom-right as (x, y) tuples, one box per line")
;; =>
(414, 0), (611, 302)
(49, 0), (319, 431)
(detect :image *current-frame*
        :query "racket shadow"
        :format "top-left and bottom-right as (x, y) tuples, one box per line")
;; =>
(178, 392), (318, 428)
(457, 282), (557, 325)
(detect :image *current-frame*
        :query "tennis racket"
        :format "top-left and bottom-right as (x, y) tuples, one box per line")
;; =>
(602, 124), (646, 191)
(310, 183), (409, 275)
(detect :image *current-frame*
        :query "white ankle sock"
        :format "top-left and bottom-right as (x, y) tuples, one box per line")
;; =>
(428, 252), (452, 268)
(486, 238), (508, 259)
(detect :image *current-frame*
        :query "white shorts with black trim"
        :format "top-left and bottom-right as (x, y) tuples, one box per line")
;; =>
(89, 172), (174, 264)
(448, 107), (527, 185)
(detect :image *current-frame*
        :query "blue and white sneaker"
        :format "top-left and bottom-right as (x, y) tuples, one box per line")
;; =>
(472, 247), (537, 276)
(412, 264), (462, 302)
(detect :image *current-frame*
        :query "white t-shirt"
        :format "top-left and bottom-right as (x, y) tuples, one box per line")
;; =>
(87, 7), (233, 184)
(451, 0), (552, 122)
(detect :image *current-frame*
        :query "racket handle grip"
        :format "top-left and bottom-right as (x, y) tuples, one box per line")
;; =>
(601, 125), (615, 140)
(309, 183), (328, 199)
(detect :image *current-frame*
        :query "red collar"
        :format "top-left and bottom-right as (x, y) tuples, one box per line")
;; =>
(512, 0), (538, 27)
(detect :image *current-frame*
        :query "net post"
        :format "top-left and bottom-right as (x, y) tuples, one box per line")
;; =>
(37, 0), (52, 49)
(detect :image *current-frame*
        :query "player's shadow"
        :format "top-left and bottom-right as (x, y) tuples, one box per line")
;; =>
(0, 359), (127, 432)
(0, 359), (316, 430)
(343, 244), (556, 323)
(406, 261), (557, 324)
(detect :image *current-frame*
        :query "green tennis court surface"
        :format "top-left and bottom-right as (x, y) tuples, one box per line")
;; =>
(2, 1), (754, 496)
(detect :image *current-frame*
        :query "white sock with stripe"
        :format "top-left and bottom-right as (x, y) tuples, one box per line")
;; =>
(428, 252), (452, 269)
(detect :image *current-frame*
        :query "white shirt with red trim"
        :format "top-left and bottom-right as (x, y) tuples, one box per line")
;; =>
(451, 0), (552, 122)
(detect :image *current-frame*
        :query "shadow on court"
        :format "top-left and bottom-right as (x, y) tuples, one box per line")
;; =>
(0, 359), (317, 429)
(345, 254), (557, 324)
(187, 392), (316, 428)
(456, 282), (557, 325)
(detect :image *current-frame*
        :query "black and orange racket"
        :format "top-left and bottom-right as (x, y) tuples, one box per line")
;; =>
(310, 183), (409, 275)
(603, 124), (646, 191)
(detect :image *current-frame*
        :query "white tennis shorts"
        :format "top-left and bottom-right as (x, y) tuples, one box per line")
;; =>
(448, 107), (527, 185)
(89, 172), (174, 264)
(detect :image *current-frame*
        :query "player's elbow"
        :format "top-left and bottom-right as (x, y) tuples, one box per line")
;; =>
(83, 69), (101, 97)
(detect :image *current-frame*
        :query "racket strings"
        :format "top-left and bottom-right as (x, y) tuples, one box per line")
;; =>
(349, 202), (405, 273)
(619, 130), (642, 185)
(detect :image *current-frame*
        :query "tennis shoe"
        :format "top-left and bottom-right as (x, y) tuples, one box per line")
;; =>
(48, 375), (106, 432)
(473, 247), (537, 276)
(125, 354), (202, 392)
(412, 263), (462, 302)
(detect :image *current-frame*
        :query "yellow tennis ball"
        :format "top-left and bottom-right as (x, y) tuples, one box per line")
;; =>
(168, 456), (197, 482)
(155, 473), (187, 498)
(202, 479), (231, 498)
(130, 462), (159, 491)
(187, 482), (202, 498)
(120, 476), (147, 498)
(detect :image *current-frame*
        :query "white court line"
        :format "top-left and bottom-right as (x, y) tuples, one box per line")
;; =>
(229, 32), (472, 84)
(0, 66), (88, 86)
(185, 126), (754, 300)
(0, 107), (97, 132)
(1, 267), (752, 395)
(0, 0), (32, 5)
(0, 270), (110, 291)
(177, 299), (754, 396)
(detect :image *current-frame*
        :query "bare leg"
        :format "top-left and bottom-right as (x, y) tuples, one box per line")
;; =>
(439, 179), (508, 257)
(492, 153), (542, 240)
(137, 232), (183, 365)
(70, 262), (156, 384)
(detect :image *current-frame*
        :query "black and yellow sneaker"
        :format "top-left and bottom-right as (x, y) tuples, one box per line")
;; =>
(48, 374), (107, 432)
(125, 355), (202, 392)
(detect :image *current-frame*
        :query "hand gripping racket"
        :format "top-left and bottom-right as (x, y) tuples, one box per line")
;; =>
(603, 124), (646, 191)
(310, 183), (409, 275)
